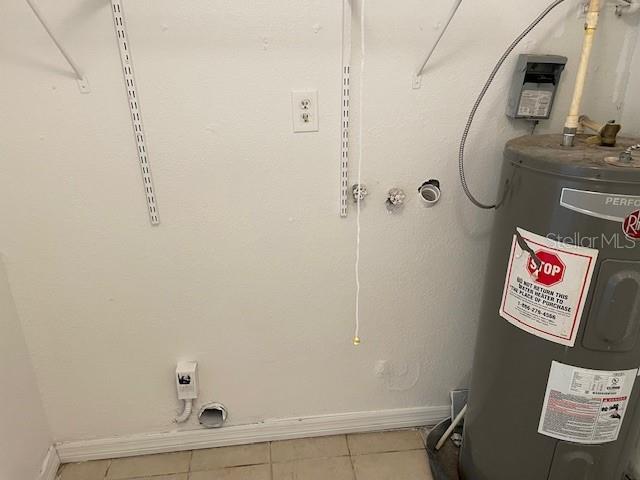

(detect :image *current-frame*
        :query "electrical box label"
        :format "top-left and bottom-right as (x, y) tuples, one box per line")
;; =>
(538, 361), (637, 444)
(499, 228), (598, 347)
(517, 88), (553, 117)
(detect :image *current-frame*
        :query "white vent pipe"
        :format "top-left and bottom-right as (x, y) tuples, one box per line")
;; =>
(562, 0), (602, 146)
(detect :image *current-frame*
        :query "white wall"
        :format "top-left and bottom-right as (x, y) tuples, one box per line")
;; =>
(1, 0), (639, 443)
(0, 257), (52, 479)
(623, 18), (640, 137)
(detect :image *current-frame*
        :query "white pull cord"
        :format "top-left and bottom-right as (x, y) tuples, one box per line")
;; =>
(353, 0), (366, 346)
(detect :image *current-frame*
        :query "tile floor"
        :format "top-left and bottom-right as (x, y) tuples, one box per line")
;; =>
(56, 429), (434, 480)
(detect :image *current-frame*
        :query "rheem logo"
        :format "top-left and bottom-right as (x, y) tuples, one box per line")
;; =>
(527, 250), (565, 287)
(623, 210), (640, 240)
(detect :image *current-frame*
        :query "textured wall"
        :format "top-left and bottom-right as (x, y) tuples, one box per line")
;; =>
(623, 23), (640, 138)
(0, 0), (639, 442)
(0, 257), (52, 479)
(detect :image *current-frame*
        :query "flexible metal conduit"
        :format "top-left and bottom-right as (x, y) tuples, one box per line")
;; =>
(459, 0), (568, 209)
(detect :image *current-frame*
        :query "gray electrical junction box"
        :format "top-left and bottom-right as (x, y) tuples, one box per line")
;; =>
(506, 54), (567, 120)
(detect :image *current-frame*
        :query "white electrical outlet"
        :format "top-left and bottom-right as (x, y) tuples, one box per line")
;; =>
(291, 89), (319, 133)
(176, 361), (198, 400)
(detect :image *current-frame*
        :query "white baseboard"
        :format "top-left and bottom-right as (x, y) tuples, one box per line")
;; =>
(39, 446), (60, 480)
(56, 405), (448, 463)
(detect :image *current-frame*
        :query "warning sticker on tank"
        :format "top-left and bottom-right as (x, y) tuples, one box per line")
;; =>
(499, 228), (598, 347)
(538, 361), (637, 444)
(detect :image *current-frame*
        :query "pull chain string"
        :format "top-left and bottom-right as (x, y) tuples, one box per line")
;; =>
(353, 0), (366, 346)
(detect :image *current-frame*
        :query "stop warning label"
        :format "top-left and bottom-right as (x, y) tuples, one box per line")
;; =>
(527, 251), (565, 286)
(499, 228), (598, 347)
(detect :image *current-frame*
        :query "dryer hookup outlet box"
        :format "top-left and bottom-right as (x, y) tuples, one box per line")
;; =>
(176, 361), (198, 400)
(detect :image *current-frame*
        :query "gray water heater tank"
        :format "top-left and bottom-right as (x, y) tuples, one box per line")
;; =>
(460, 134), (640, 480)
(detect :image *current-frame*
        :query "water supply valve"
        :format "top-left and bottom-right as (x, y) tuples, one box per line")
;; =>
(579, 115), (621, 147)
(352, 184), (368, 202)
(386, 188), (406, 207)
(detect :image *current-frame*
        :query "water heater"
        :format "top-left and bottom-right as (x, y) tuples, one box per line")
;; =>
(460, 134), (640, 480)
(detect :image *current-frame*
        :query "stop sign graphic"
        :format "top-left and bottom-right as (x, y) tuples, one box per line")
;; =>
(527, 250), (565, 286)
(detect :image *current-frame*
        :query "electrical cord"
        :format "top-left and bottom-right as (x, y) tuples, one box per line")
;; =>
(175, 399), (193, 423)
(459, 0), (568, 209)
(353, 0), (366, 346)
